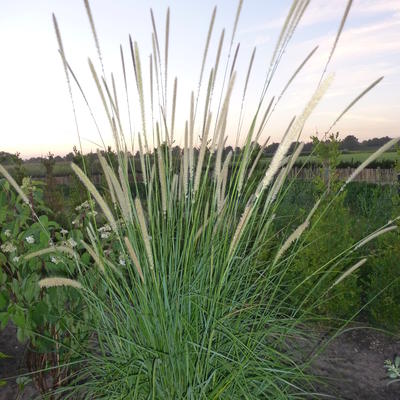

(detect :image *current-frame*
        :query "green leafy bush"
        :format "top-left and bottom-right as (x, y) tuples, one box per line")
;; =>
(364, 231), (400, 331)
(0, 177), (95, 392)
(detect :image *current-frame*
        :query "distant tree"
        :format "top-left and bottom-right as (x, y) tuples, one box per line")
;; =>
(42, 152), (55, 177)
(303, 142), (313, 154)
(312, 132), (341, 193)
(265, 142), (279, 154)
(361, 136), (392, 149)
(65, 152), (74, 161)
(0, 151), (16, 164)
(12, 152), (26, 184)
(41, 152), (64, 217)
(341, 135), (359, 151)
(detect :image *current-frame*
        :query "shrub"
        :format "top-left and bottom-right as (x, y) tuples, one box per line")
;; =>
(288, 192), (362, 319)
(0, 177), (95, 393)
(364, 228), (400, 331)
(344, 182), (397, 233)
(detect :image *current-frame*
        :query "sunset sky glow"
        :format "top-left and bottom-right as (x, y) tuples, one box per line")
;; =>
(1, 0), (399, 158)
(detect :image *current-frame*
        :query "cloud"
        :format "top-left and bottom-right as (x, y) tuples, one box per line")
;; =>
(300, 0), (400, 27)
(355, 0), (400, 14)
(240, 0), (400, 44)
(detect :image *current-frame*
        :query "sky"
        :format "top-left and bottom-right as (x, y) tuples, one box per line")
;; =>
(0, 0), (399, 158)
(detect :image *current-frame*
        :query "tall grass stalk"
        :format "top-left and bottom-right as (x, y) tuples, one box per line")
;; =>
(1, 1), (398, 399)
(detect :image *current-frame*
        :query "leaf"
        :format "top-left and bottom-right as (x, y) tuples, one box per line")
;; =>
(23, 274), (39, 304)
(0, 351), (10, 359)
(0, 291), (8, 310)
(0, 253), (7, 267)
(12, 309), (25, 328)
(38, 215), (49, 226)
(31, 301), (48, 326)
(34, 335), (55, 353)
(16, 327), (27, 343)
(0, 208), (7, 224)
(395, 355), (400, 368)
(0, 312), (9, 329)
(40, 231), (49, 247)
(16, 376), (31, 391)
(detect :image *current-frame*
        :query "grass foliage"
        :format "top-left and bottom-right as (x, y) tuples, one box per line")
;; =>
(0, 0), (399, 398)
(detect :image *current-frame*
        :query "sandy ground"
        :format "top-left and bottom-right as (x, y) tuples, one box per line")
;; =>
(1, 323), (399, 399)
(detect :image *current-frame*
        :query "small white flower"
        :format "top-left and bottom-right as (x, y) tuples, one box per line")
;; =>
(21, 177), (32, 191)
(98, 224), (111, 233)
(72, 218), (81, 226)
(88, 210), (98, 217)
(76, 200), (93, 212)
(1, 242), (17, 253)
(119, 257), (126, 266)
(12, 256), (20, 263)
(4, 229), (11, 238)
(48, 239), (54, 247)
(25, 236), (35, 244)
(60, 229), (68, 235)
(67, 238), (77, 248)
(50, 256), (59, 264)
(101, 232), (111, 239)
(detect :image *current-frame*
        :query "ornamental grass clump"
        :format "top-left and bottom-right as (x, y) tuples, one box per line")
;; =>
(1, 0), (399, 398)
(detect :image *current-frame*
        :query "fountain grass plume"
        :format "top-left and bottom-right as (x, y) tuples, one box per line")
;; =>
(39, 277), (83, 290)
(24, 246), (76, 260)
(25, 1), (400, 398)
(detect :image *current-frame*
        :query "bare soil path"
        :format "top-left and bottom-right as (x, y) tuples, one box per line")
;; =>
(307, 327), (400, 399)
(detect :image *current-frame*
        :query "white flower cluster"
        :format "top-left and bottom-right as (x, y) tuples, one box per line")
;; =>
(67, 238), (77, 248)
(75, 200), (95, 212)
(21, 177), (35, 192)
(25, 236), (35, 244)
(60, 228), (68, 235)
(119, 256), (126, 266)
(12, 256), (20, 263)
(1, 242), (17, 253)
(98, 224), (112, 239)
(4, 229), (11, 238)
(50, 256), (59, 264)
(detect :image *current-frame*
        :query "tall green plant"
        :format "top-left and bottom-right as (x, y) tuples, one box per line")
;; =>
(286, 133), (362, 320)
(1, 0), (399, 398)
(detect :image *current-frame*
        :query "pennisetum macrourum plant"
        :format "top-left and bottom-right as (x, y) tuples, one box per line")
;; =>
(1, 0), (399, 398)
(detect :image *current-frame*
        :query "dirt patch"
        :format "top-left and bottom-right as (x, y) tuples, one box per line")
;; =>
(1, 323), (399, 399)
(308, 327), (400, 399)
(0, 323), (37, 400)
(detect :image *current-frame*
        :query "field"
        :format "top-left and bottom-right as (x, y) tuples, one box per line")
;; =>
(3, 150), (399, 179)
(5, 160), (71, 177)
(297, 150), (399, 164)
